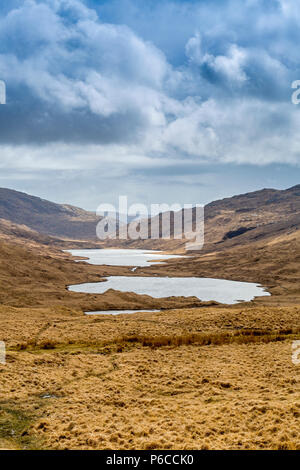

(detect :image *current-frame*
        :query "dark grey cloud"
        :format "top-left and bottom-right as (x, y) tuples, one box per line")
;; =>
(0, 87), (147, 145)
(0, 0), (169, 145)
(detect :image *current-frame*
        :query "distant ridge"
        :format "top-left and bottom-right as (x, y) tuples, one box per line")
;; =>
(0, 184), (299, 248)
(105, 183), (300, 251)
(0, 187), (100, 240)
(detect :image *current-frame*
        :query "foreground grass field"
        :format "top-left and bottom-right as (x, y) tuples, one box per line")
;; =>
(0, 221), (299, 450)
(1, 305), (299, 450)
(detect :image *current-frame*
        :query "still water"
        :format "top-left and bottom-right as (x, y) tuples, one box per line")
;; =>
(67, 249), (185, 267)
(69, 276), (269, 305)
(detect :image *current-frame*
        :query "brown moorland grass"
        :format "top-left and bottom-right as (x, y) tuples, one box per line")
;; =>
(10, 327), (300, 353)
(0, 338), (299, 450)
(1, 304), (300, 347)
(0, 219), (300, 449)
(0, 304), (299, 450)
(0, 240), (215, 311)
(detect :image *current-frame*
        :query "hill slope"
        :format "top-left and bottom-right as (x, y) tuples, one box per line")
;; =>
(0, 184), (299, 307)
(0, 187), (100, 240)
(111, 184), (300, 252)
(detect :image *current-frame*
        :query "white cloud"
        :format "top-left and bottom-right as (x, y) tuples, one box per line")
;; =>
(185, 31), (202, 65)
(0, 0), (299, 177)
(203, 45), (248, 83)
(186, 34), (247, 84)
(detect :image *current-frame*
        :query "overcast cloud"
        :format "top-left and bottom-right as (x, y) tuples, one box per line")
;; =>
(0, 0), (299, 208)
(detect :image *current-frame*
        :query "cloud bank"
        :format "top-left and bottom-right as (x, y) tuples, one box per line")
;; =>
(0, 0), (299, 206)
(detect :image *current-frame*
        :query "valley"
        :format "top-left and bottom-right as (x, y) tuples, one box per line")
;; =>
(0, 185), (299, 450)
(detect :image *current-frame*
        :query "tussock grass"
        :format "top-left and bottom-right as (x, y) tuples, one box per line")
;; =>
(3, 307), (300, 450)
(15, 339), (59, 351)
(116, 327), (300, 349)
(12, 327), (300, 353)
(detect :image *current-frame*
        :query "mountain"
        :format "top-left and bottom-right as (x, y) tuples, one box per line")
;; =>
(0, 184), (299, 306)
(201, 184), (300, 249)
(113, 184), (300, 304)
(0, 184), (299, 251)
(0, 187), (100, 240)
(111, 184), (300, 252)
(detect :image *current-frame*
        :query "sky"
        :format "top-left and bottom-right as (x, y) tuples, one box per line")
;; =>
(0, 0), (300, 210)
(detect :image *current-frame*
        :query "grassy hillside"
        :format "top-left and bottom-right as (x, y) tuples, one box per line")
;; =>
(108, 184), (300, 252)
(0, 185), (299, 450)
(0, 188), (100, 240)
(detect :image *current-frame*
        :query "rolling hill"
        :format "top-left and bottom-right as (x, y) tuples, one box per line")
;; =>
(0, 185), (299, 253)
(0, 187), (100, 240)
(110, 184), (300, 252)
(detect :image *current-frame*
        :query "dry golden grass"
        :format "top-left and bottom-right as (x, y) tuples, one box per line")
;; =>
(2, 304), (300, 348)
(0, 209), (300, 449)
(0, 240), (214, 312)
(0, 304), (299, 450)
